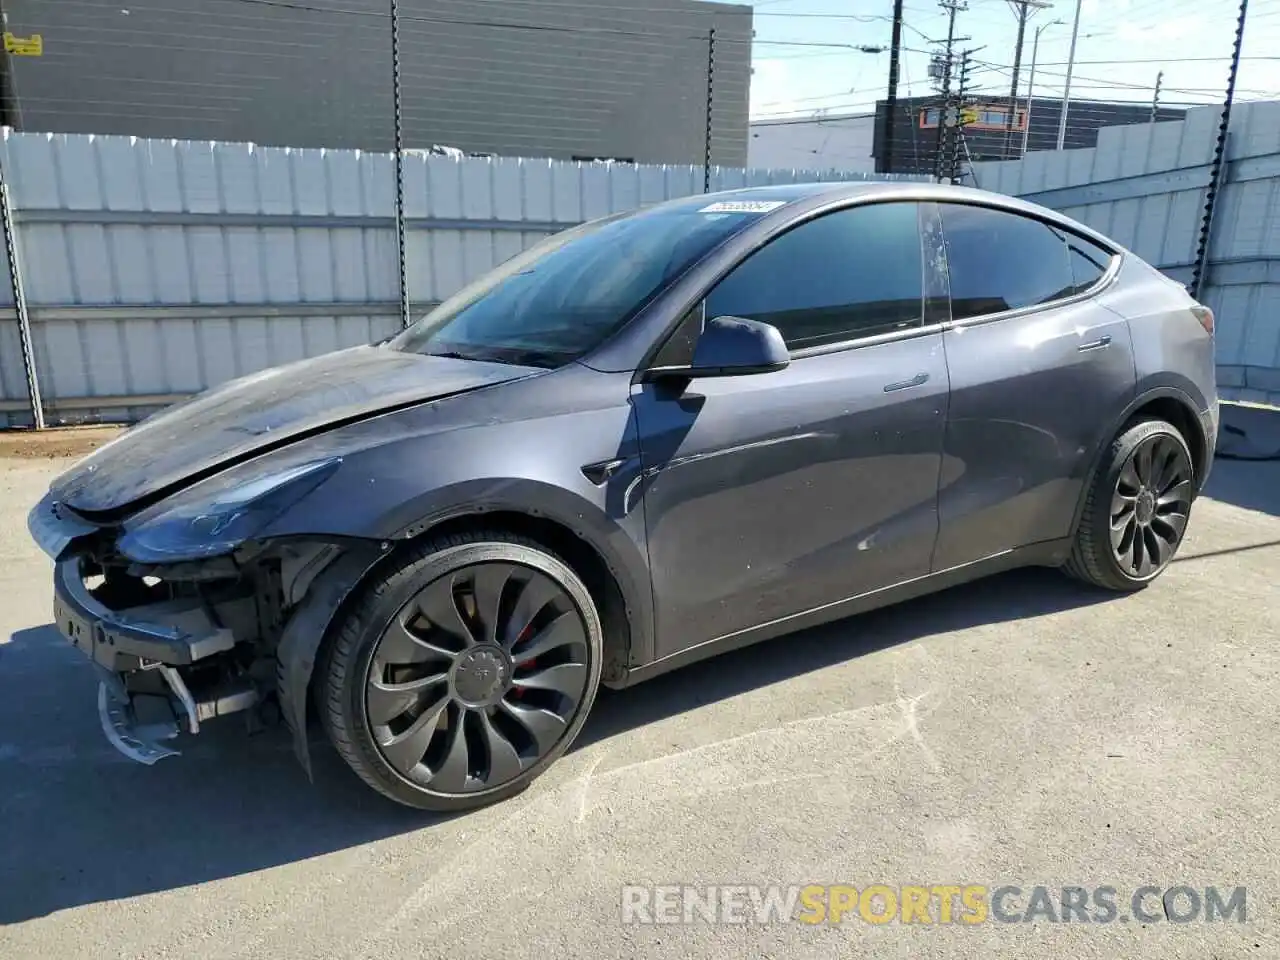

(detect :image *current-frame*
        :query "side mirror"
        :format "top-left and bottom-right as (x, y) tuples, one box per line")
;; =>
(644, 315), (789, 381)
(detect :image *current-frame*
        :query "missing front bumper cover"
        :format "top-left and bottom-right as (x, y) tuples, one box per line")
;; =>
(52, 556), (265, 764)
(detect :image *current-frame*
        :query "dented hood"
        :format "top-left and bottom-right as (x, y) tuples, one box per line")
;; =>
(51, 344), (541, 517)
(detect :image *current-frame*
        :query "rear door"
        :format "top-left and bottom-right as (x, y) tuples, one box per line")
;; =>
(931, 200), (1136, 570)
(632, 201), (950, 659)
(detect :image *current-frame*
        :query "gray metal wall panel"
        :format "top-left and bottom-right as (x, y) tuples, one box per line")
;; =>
(0, 321), (25, 405)
(973, 101), (1280, 407)
(0, 131), (928, 426)
(3, 0), (754, 167)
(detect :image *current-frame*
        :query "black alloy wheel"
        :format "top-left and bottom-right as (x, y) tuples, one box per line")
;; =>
(321, 534), (603, 811)
(1108, 431), (1193, 578)
(1064, 417), (1196, 592)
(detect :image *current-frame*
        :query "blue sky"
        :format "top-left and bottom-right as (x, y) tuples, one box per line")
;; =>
(744, 0), (1280, 121)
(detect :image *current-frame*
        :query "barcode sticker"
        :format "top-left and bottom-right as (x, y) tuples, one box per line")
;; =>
(697, 200), (788, 214)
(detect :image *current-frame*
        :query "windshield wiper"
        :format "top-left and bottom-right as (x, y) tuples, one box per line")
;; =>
(425, 349), (476, 361)
(496, 348), (571, 368)
(425, 346), (569, 368)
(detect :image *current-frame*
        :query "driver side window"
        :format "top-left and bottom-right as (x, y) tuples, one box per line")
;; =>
(703, 201), (925, 352)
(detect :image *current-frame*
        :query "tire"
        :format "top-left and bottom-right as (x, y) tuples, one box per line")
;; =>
(1064, 417), (1196, 592)
(319, 531), (603, 812)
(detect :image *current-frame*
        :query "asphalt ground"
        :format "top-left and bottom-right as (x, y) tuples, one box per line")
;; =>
(2, 412), (1278, 959)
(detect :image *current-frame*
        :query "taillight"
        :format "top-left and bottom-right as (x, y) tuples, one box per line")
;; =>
(1191, 304), (1214, 336)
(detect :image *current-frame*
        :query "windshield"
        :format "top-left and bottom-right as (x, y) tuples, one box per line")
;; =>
(388, 201), (770, 367)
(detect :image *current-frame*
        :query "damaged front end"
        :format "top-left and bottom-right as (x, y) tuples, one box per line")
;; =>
(30, 458), (381, 770)
(52, 547), (270, 763)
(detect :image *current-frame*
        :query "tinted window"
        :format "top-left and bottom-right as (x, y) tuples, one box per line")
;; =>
(704, 202), (924, 350)
(1063, 231), (1114, 295)
(389, 201), (763, 367)
(939, 203), (1074, 320)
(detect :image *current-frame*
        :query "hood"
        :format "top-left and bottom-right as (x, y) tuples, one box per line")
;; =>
(52, 345), (541, 517)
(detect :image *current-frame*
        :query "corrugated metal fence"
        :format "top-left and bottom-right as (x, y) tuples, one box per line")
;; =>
(0, 131), (927, 428)
(972, 100), (1280, 408)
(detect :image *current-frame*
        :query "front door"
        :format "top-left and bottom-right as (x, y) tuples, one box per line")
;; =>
(632, 201), (950, 659)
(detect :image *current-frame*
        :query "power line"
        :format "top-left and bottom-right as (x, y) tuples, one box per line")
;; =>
(756, 85), (889, 109)
(1080, 0), (1206, 32)
(1034, 56), (1280, 65)
(970, 59), (1272, 98)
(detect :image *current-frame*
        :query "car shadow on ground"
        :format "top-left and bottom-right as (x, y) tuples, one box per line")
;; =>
(0, 565), (1116, 926)
(0, 623), (444, 927)
(576, 565), (1114, 750)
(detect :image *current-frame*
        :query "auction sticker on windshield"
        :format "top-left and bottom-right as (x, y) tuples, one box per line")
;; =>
(697, 200), (788, 214)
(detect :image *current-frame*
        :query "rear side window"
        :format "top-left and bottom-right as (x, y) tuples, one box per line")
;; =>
(938, 203), (1075, 320)
(1062, 230), (1115, 295)
(704, 202), (924, 350)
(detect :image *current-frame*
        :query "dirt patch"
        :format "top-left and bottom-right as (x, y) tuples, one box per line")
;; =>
(0, 426), (126, 461)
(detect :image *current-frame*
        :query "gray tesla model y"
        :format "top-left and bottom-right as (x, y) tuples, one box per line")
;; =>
(29, 181), (1218, 810)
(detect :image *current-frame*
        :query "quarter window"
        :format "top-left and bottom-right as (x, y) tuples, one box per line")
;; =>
(704, 202), (925, 350)
(1062, 231), (1115, 295)
(938, 203), (1075, 320)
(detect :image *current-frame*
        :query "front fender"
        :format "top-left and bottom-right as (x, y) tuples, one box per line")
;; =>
(255, 383), (655, 677)
(276, 542), (387, 780)
(383, 475), (656, 672)
(274, 473), (656, 776)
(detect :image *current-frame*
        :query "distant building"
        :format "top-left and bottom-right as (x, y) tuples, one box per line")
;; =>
(871, 95), (1188, 177)
(0, 0), (753, 166)
(748, 112), (877, 173)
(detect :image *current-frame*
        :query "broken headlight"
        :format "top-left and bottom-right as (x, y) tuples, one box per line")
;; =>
(118, 458), (342, 563)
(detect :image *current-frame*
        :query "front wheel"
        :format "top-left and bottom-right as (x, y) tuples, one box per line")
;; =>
(319, 532), (603, 811)
(1064, 418), (1196, 592)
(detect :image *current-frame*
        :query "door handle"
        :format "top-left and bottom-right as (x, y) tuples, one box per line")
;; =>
(1077, 335), (1112, 353)
(883, 372), (930, 393)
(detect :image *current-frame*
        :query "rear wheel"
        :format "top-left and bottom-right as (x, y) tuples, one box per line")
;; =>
(1064, 418), (1195, 591)
(320, 532), (602, 811)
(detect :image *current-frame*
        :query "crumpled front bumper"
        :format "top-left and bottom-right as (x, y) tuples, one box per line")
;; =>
(53, 556), (237, 671)
(51, 555), (257, 764)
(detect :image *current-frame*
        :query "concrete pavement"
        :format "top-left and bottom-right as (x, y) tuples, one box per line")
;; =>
(1, 448), (1278, 958)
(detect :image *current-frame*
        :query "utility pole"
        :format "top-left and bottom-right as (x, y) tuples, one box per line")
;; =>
(1003, 0), (1051, 159)
(931, 1), (967, 180)
(1021, 18), (1061, 157)
(882, 0), (905, 174)
(1150, 70), (1163, 122)
(1056, 0), (1083, 150)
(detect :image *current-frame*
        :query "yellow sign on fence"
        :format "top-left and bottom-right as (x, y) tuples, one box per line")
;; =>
(4, 32), (43, 56)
